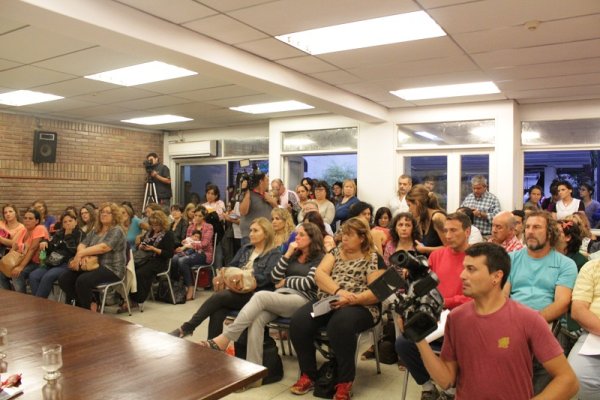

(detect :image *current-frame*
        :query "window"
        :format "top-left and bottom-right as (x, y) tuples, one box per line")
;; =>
(397, 120), (495, 148)
(460, 155), (489, 203)
(282, 127), (357, 152)
(404, 155), (447, 210)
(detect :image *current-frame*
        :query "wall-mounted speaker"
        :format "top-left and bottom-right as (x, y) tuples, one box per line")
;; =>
(33, 131), (57, 163)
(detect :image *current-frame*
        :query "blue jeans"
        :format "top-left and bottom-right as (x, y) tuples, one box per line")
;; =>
(29, 264), (69, 298)
(0, 262), (38, 293)
(171, 252), (206, 287)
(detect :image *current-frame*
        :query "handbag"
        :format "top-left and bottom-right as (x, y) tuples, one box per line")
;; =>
(212, 267), (257, 294)
(46, 251), (66, 267)
(133, 249), (154, 266)
(0, 250), (25, 277)
(80, 256), (100, 271)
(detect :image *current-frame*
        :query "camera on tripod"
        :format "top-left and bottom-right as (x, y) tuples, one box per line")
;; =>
(143, 159), (155, 174)
(368, 250), (443, 342)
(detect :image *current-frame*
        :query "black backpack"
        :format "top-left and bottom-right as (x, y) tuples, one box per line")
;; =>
(313, 358), (338, 398)
(234, 329), (283, 385)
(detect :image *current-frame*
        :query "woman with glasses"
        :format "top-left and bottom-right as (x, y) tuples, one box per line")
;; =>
(313, 181), (335, 225)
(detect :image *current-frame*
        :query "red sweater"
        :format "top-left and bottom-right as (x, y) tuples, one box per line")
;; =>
(428, 247), (471, 309)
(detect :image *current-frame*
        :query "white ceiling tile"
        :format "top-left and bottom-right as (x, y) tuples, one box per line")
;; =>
(235, 37), (305, 60)
(206, 93), (283, 107)
(112, 95), (193, 110)
(429, 0), (600, 34)
(138, 75), (229, 94)
(419, 0), (483, 8)
(183, 14), (268, 44)
(505, 84), (600, 100)
(411, 92), (506, 106)
(16, 98), (99, 113)
(454, 14), (600, 53)
(309, 70), (361, 86)
(276, 56), (337, 74)
(198, 0), (275, 13)
(0, 17), (27, 35)
(518, 93), (600, 104)
(0, 65), (77, 89)
(227, 0), (418, 35)
(56, 104), (135, 118)
(472, 38), (600, 69)
(31, 78), (117, 97)
(72, 87), (161, 104)
(0, 26), (93, 64)
(497, 72), (600, 92)
(34, 47), (150, 76)
(487, 57), (600, 81)
(117, 0), (217, 24)
(172, 85), (261, 101)
(0, 59), (20, 71)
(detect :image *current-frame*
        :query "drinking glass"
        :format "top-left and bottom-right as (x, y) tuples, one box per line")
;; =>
(0, 327), (6, 372)
(42, 344), (63, 381)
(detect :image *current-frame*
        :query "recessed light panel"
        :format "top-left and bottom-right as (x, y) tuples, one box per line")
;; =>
(85, 61), (197, 86)
(230, 101), (314, 114)
(276, 11), (445, 55)
(0, 90), (63, 106)
(390, 81), (500, 101)
(122, 115), (192, 125)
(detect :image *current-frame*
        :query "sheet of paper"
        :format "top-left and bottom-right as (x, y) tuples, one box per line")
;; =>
(579, 332), (600, 355)
(311, 295), (340, 318)
(425, 309), (450, 343)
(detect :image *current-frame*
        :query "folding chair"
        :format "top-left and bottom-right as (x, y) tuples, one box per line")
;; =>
(191, 233), (217, 299)
(143, 259), (175, 310)
(93, 248), (132, 315)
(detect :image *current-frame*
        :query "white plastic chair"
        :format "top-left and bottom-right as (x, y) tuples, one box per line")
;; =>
(191, 233), (217, 299)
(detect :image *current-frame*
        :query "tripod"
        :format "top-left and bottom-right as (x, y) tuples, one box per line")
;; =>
(143, 175), (158, 210)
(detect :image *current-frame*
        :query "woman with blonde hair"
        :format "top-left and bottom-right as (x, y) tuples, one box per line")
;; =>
(170, 217), (281, 339)
(407, 185), (447, 254)
(58, 202), (127, 311)
(289, 217), (383, 399)
(0, 204), (25, 256)
(271, 207), (295, 252)
(183, 203), (196, 222)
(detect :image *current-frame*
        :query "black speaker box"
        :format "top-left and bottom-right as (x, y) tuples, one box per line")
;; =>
(33, 131), (57, 163)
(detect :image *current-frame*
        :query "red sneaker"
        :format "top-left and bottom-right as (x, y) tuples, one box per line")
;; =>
(290, 374), (314, 395)
(334, 381), (353, 400)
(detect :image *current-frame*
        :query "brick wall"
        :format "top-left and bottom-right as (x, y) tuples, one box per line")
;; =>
(0, 112), (165, 218)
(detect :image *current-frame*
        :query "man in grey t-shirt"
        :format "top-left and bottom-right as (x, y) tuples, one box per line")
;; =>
(239, 172), (277, 245)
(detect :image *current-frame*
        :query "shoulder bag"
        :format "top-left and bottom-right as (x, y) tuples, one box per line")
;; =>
(0, 250), (25, 277)
(80, 256), (100, 271)
(212, 267), (257, 294)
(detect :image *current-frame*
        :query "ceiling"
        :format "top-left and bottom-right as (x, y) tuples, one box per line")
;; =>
(2, 0), (600, 131)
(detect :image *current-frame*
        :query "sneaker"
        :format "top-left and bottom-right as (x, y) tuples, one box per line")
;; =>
(334, 381), (353, 400)
(290, 374), (314, 395)
(438, 391), (455, 400)
(420, 386), (440, 400)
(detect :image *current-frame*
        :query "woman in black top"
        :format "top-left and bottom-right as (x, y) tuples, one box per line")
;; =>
(406, 185), (447, 255)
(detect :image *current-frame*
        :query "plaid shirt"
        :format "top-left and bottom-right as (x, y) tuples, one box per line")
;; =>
(461, 191), (501, 235)
(488, 234), (523, 253)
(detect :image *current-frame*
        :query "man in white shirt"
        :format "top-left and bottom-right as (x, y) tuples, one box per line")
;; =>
(271, 178), (299, 212)
(389, 174), (412, 216)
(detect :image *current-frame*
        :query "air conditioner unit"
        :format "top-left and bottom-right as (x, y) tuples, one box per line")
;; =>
(168, 140), (217, 158)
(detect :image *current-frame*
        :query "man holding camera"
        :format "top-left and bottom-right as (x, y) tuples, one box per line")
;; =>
(396, 213), (472, 400)
(239, 171), (277, 245)
(415, 242), (578, 400)
(146, 152), (172, 207)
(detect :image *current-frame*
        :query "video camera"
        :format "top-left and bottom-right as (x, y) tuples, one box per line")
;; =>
(143, 159), (155, 174)
(233, 160), (262, 201)
(368, 250), (443, 342)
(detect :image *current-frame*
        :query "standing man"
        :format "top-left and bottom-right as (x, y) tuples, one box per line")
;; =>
(396, 212), (472, 400)
(460, 175), (501, 236)
(488, 211), (523, 252)
(271, 178), (299, 212)
(146, 152), (172, 208)
(503, 210), (578, 394)
(415, 242), (579, 399)
(389, 174), (412, 216)
(239, 172), (277, 245)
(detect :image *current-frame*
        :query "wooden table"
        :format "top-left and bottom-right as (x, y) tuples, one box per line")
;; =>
(0, 290), (266, 399)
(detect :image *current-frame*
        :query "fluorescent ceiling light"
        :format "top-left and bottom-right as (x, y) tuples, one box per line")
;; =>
(0, 90), (63, 106)
(276, 11), (445, 54)
(230, 101), (314, 114)
(414, 131), (443, 141)
(85, 61), (197, 86)
(391, 81), (500, 101)
(122, 115), (192, 125)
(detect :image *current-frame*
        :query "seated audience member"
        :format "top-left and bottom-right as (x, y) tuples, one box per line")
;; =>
(301, 177), (315, 199)
(503, 210), (578, 394)
(287, 211), (336, 253)
(169, 217), (281, 339)
(0, 208), (49, 293)
(271, 208), (295, 253)
(203, 184), (226, 220)
(373, 207), (392, 242)
(183, 202), (196, 223)
(120, 204), (143, 248)
(332, 179), (360, 231)
(0, 204), (25, 256)
(348, 201), (387, 255)
(51, 205), (78, 232)
(488, 211), (524, 252)
(512, 209), (525, 243)
(78, 205), (96, 233)
(416, 242), (578, 400)
(456, 207), (483, 244)
(289, 217), (383, 400)
(383, 212), (421, 267)
(331, 181), (343, 205)
(524, 185), (543, 210)
(396, 213), (472, 400)
(551, 181), (584, 220)
(389, 174), (412, 216)
(32, 199), (56, 232)
(202, 223), (325, 376)
(295, 184), (311, 214)
(459, 175), (501, 237)
(407, 185), (447, 254)
(58, 202), (127, 311)
(171, 206), (214, 301)
(541, 181), (560, 212)
(556, 220), (589, 271)
(271, 178), (300, 217)
(169, 204), (188, 247)
(313, 180), (335, 225)
(29, 210), (85, 298)
(579, 183), (600, 228)
(568, 258), (600, 399)
(298, 200), (334, 236)
(566, 212), (598, 256)
(126, 210), (175, 309)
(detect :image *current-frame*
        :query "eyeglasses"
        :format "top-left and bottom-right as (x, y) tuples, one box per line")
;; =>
(100, 211), (112, 215)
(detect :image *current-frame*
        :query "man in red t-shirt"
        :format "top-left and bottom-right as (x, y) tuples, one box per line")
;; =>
(396, 213), (471, 400)
(415, 242), (578, 400)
